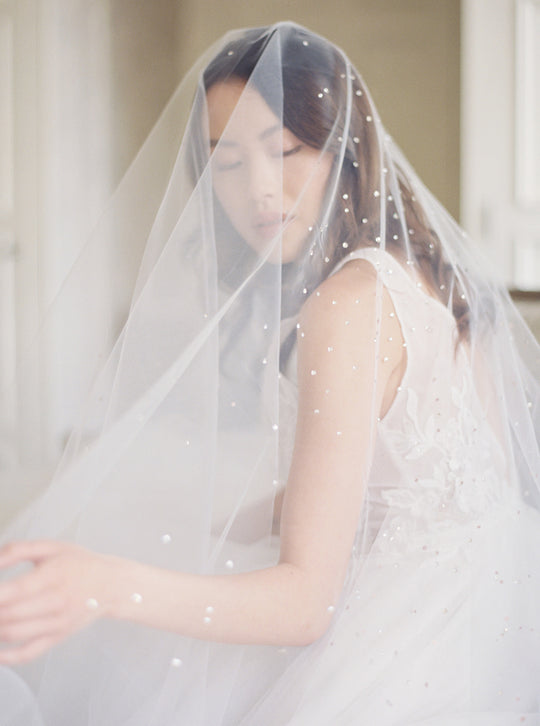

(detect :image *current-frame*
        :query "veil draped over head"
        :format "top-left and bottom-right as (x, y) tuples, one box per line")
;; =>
(1, 21), (540, 725)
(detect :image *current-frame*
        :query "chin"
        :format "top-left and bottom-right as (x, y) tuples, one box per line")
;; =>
(279, 228), (309, 264)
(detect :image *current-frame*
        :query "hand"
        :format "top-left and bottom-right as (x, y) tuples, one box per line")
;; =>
(0, 540), (117, 664)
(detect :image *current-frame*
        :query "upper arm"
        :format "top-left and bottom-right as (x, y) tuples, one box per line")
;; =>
(278, 260), (405, 629)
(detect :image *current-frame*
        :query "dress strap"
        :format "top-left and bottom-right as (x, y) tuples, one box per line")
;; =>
(330, 246), (419, 296)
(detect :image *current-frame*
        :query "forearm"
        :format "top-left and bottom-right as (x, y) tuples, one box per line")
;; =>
(103, 557), (334, 647)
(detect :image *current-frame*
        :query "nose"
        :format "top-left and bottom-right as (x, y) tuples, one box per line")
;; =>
(247, 153), (280, 207)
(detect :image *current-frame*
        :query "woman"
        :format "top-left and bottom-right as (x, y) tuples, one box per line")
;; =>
(0, 22), (539, 725)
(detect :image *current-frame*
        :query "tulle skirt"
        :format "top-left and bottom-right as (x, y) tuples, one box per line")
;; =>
(236, 502), (540, 725)
(2, 503), (540, 725)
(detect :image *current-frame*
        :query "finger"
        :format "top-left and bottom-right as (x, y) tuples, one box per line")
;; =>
(0, 540), (61, 569)
(0, 635), (60, 664)
(0, 615), (65, 644)
(0, 590), (65, 624)
(0, 567), (50, 607)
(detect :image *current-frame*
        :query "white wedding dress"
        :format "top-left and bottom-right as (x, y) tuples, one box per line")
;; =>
(227, 247), (540, 725)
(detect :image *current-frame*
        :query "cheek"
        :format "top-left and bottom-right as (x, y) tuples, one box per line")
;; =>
(214, 181), (245, 227)
(285, 155), (333, 211)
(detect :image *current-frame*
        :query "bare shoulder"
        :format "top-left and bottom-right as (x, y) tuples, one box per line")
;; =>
(307, 258), (378, 304)
(297, 258), (405, 389)
(299, 258), (392, 338)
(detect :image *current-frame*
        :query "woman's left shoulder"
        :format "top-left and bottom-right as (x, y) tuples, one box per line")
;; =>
(299, 257), (393, 338)
(316, 257), (379, 299)
(296, 258), (405, 390)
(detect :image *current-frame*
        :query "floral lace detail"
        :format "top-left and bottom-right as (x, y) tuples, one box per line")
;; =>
(381, 376), (505, 530)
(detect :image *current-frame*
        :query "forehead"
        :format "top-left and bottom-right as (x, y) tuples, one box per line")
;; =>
(206, 80), (282, 143)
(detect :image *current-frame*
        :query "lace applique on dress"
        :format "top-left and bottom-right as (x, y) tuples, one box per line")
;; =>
(378, 374), (512, 553)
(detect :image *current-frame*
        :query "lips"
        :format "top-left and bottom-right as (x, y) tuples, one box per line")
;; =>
(252, 213), (295, 240)
(253, 212), (286, 229)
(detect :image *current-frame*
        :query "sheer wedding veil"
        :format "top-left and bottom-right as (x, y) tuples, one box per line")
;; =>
(1, 21), (539, 725)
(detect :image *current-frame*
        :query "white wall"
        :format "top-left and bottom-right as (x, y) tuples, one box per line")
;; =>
(3, 0), (114, 463)
(461, 0), (540, 290)
(3, 0), (185, 464)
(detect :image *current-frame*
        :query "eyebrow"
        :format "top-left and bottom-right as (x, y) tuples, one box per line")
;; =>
(210, 123), (282, 148)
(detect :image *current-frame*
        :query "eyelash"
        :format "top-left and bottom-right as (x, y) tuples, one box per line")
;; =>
(215, 144), (303, 171)
(281, 144), (303, 157)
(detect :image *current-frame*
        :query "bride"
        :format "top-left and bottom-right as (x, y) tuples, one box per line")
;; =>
(0, 22), (539, 725)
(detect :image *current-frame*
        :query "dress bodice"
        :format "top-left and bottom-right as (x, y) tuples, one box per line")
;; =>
(280, 247), (512, 551)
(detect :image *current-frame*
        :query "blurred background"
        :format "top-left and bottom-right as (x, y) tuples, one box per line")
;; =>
(0, 0), (539, 468)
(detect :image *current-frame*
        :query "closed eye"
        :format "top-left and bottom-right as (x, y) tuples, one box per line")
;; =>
(213, 144), (303, 170)
(282, 144), (303, 157)
(215, 160), (242, 171)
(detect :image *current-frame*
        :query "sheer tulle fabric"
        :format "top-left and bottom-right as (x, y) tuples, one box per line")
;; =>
(1, 22), (539, 725)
